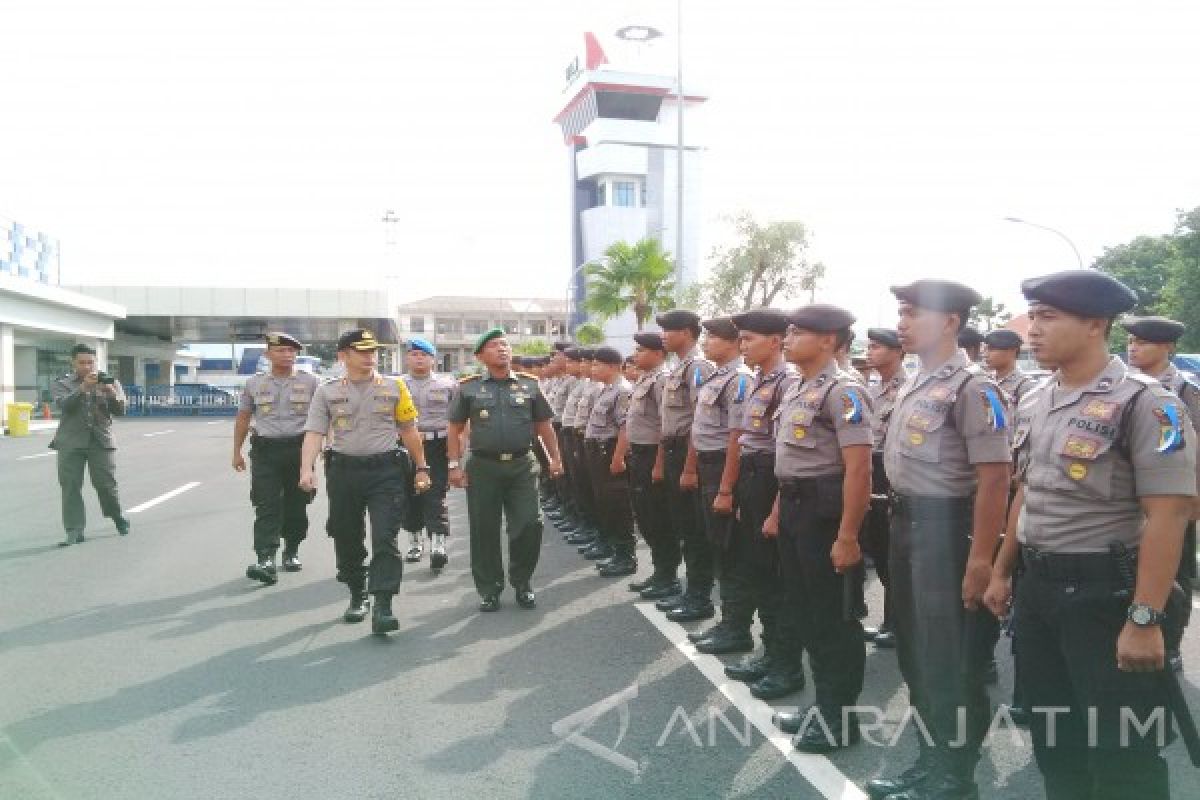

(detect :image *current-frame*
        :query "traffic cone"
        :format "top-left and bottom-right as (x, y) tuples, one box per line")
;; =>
(42, 402), (52, 420)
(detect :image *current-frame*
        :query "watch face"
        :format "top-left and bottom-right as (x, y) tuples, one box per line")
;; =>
(1131, 606), (1154, 625)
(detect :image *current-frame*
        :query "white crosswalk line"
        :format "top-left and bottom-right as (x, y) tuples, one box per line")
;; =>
(17, 452), (54, 460)
(126, 482), (201, 514)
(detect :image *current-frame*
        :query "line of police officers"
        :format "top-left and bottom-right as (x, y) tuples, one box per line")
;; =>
(229, 268), (1196, 799)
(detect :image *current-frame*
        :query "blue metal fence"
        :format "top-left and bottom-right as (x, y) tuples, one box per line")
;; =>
(125, 384), (241, 417)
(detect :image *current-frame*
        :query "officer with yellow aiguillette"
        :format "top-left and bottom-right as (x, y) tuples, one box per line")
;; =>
(299, 328), (432, 635)
(233, 332), (319, 585)
(447, 328), (563, 613)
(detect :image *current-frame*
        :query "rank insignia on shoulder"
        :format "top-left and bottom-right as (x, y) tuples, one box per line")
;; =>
(459, 374), (480, 384)
(1154, 403), (1185, 453)
(842, 388), (864, 424)
(982, 385), (1007, 431)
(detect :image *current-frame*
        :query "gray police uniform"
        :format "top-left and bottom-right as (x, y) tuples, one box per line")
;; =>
(240, 371), (320, 557)
(661, 348), (717, 601)
(304, 374), (419, 595)
(882, 349), (1013, 780)
(996, 367), (1036, 408)
(863, 368), (910, 627)
(50, 373), (128, 537)
(585, 379), (635, 557)
(403, 372), (458, 539)
(728, 363), (798, 654)
(775, 361), (873, 715)
(1013, 357), (1197, 796)
(550, 373), (580, 518)
(562, 378), (596, 530)
(1157, 363), (1200, 602)
(626, 366), (678, 580)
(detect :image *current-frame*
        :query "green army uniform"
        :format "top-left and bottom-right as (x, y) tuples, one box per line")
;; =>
(450, 364), (554, 602)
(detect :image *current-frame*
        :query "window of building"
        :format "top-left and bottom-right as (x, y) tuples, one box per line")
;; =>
(596, 181), (607, 207)
(463, 319), (488, 335)
(528, 320), (547, 336)
(435, 318), (460, 335)
(409, 316), (425, 333)
(500, 320), (519, 335)
(613, 181), (636, 207)
(640, 184), (647, 206)
(550, 320), (566, 336)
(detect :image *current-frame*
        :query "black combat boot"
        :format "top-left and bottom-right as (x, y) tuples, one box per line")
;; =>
(246, 552), (278, 585)
(371, 593), (399, 634)
(343, 587), (370, 623)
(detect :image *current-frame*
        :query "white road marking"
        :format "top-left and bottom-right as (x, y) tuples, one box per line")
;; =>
(126, 482), (201, 514)
(635, 602), (868, 800)
(206, 420), (226, 425)
(17, 452), (54, 460)
(143, 430), (175, 437)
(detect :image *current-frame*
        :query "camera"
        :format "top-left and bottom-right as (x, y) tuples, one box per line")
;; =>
(97, 372), (116, 385)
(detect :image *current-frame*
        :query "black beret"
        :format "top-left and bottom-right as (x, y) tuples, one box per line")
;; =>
(633, 332), (666, 351)
(957, 326), (985, 348)
(552, 341), (572, 352)
(701, 316), (740, 341)
(70, 343), (97, 357)
(867, 328), (902, 348)
(788, 303), (856, 333)
(983, 329), (1023, 349)
(656, 309), (701, 332)
(593, 346), (623, 365)
(891, 280), (982, 313)
(1121, 315), (1185, 344)
(337, 328), (380, 351)
(731, 308), (790, 335)
(578, 348), (596, 360)
(265, 331), (304, 350)
(1021, 270), (1137, 318)
(564, 347), (582, 361)
(513, 356), (529, 367)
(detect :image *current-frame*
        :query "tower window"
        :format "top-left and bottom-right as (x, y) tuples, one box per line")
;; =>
(614, 181), (637, 208)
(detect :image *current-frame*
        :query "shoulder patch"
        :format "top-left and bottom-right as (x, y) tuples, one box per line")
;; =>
(515, 371), (536, 380)
(981, 384), (1008, 431)
(1154, 401), (1186, 453)
(841, 385), (865, 424)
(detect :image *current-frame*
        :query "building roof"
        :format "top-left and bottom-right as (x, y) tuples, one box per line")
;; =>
(397, 296), (568, 315)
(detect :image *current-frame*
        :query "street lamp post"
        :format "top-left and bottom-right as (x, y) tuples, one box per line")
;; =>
(1003, 216), (1085, 269)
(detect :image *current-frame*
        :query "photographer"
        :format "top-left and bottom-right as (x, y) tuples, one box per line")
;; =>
(49, 344), (129, 546)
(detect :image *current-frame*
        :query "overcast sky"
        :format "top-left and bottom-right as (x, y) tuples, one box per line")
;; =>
(3, 0), (1198, 326)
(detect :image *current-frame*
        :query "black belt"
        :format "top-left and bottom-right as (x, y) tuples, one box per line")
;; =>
(739, 451), (775, 467)
(662, 434), (689, 449)
(251, 434), (304, 447)
(779, 474), (841, 497)
(890, 492), (973, 517)
(420, 430), (447, 441)
(471, 448), (530, 462)
(629, 442), (659, 453)
(1020, 544), (1128, 583)
(696, 450), (726, 464)
(585, 437), (617, 449)
(327, 450), (401, 468)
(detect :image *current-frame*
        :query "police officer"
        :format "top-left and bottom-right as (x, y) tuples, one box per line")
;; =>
(983, 272), (1196, 800)
(652, 310), (718, 612)
(583, 346), (637, 576)
(233, 332), (319, 583)
(547, 344), (583, 536)
(683, 317), (752, 630)
(717, 309), (802, 682)
(447, 328), (563, 612)
(984, 329), (1034, 406)
(574, 350), (611, 562)
(50, 343), (130, 545)
(769, 304), (873, 749)
(402, 336), (458, 570)
(299, 329), (432, 635)
(866, 281), (1012, 800)
(862, 327), (908, 649)
(1123, 314), (1200, 671)
(560, 348), (598, 547)
(617, 332), (680, 596)
(958, 325), (984, 363)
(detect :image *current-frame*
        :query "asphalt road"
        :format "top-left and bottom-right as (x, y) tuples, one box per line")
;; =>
(1, 418), (1198, 799)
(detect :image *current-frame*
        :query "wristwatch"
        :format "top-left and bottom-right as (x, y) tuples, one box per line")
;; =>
(447, 460), (460, 470)
(1127, 603), (1167, 627)
(415, 465), (430, 473)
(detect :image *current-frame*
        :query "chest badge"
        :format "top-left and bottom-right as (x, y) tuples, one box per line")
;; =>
(908, 431), (925, 446)
(479, 409), (490, 419)
(793, 426), (807, 440)
(1068, 462), (1088, 480)
(1082, 399), (1119, 422)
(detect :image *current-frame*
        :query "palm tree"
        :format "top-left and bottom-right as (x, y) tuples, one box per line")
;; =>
(573, 322), (606, 345)
(583, 239), (676, 331)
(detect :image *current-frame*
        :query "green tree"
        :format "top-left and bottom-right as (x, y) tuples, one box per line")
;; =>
(573, 322), (605, 345)
(697, 212), (826, 316)
(583, 239), (676, 331)
(969, 296), (1012, 332)
(1091, 234), (1176, 313)
(1159, 207), (1200, 351)
(512, 339), (550, 356)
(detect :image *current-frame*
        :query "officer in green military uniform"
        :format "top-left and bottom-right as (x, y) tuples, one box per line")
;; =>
(447, 328), (563, 612)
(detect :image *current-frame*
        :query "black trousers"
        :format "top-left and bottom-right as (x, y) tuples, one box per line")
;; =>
(663, 435), (712, 599)
(554, 423), (580, 517)
(411, 436), (450, 537)
(889, 494), (990, 780)
(1015, 551), (1171, 800)
(861, 451), (892, 625)
(779, 476), (865, 709)
(731, 452), (794, 651)
(585, 437), (635, 556)
(325, 452), (407, 595)
(697, 450), (737, 611)
(628, 443), (680, 578)
(569, 427), (598, 528)
(249, 435), (312, 555)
